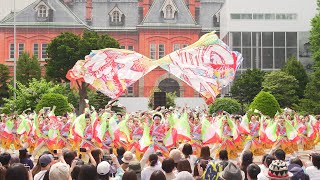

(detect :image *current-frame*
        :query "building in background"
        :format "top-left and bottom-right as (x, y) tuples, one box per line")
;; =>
(0, 0), (317, 99)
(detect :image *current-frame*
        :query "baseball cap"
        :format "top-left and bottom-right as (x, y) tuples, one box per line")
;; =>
(97, 161), (110, 175)
(39, 154), (53, 167)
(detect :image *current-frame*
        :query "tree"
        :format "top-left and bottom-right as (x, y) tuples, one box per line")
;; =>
(249, 91), (281, 117)
(282, 57), (309, 98)
(262, 71), (299, 108)
(209, 98), (241, 114)
(1, 79), (74, 114)
(231, 69), (265, 111)
(148, 88), (176, 109)
(301, 0), (320, 114)
(310, 0), (320, 66)
(0, 64), (10, 106)
(17, 52), (41, 85)
(46, 30), (119, 114)
(300, 70), (320, 114)
(36, 93), (71, 116)
(87, 90), (123, 112)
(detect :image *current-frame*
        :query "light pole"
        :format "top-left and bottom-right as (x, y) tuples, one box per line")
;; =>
(13, 0), (16, 99)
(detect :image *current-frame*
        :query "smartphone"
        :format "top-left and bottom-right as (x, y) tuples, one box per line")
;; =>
(54, 156), (59, 160)
(79, 148), (86, 152)
(109, 148), (113, 155)
(53, 150), (57, 154)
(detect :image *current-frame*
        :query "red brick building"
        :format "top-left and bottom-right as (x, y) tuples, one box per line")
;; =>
(0, 0), (222, 98)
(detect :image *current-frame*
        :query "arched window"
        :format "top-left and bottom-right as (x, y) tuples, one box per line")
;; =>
(38, 5), (47, 18)
(112, 11), (120, 22)
(158, 78), (180, 97)
(166, 5), (173, 19)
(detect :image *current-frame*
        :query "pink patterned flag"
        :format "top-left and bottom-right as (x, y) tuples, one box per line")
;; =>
(67, 32), (243, 104)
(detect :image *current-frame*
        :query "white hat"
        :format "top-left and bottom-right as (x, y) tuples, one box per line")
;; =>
(121, 151), (136, 164)
(174, 171), (194, 180)
(49, 162), (70, 180)
(97, 161), (111, 175)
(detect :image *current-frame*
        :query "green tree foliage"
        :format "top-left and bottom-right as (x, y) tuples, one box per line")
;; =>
(0, 64), (10, 106)
(300, 70), (320, 114)
(1, 79), (74, 114)
(249, 91), (281, 117)
(262, 71), (299, 108)
(46, 30), (119, 114)
(36, 93), (71, 116)
(148, 88), (176, 109)
(282, 57), (309, 98)
(17, 52), (41, 85)
(209, 98), (241, 114)
(310, 0), (320, 66)
(301, 0), (320, 114)
(231, 69), (265, 108)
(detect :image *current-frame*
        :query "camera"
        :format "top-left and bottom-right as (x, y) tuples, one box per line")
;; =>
(79, 148), (86, 152)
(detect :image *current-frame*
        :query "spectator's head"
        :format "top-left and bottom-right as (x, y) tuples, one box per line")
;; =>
(0, 153), (11, 168)
(289, 157), (303, 168)
(220, 162), (242, 180)
(78, 164), (97, 180)
(39, 154), (53, 169)
(162, 158), (175, 173)
(177, 159), (192, 173)
(182, 143), (193, 158)
(241, 151), (253, 169)
(311, 153), (320, 170)
(122, 151), (136, 164)
(200, 146), (211, 160)
(261, 154), (268, 165)
(128, 161), (141, 175)
(63, 151), (76, 167)
(18, 148), (29, 159)
(91, 149), (103, 165)
(266, 160), (292, 180)
(219, 150), (229, 161)
(264, 155), (276, 168)
(288, 164), (307, 180)
(71, 166), (81, 180)
(116, 147), (125, 157)
(174, 171), (194, 180)
(148, 154), (158, 167)
(169, 149), (183, 166)
(194, 159), (209, 177)
(9, 154), (20, 164)
(97, 161), (110, 180)
(5, 163), (29, 180)
(49, 162), (72, 180)
(274, 149), (286, 161)
(247, 163), (261, 180)
(123, 170), (138, 180)
(150, 170), (166, 180)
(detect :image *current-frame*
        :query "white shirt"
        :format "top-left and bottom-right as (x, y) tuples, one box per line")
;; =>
(306, 166), (320, 180)
(34, 170), (47, 180)
(141, 165), (163, 180)
(257, 164), (269, 180)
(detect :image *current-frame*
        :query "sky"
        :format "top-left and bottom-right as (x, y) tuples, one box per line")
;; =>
(0, 0), (35, 19)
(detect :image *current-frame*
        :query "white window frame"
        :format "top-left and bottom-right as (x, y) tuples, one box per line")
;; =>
(150, 44), (156, 59)
(18, 43), (24, 57)
(33, 43), (39, 59)
(9, 43), (14, 59)
(38, 5), (47, 18)
(158, 44), (165, 59)
(41, 43), (48, 60)
(112, 11), (120, 23)
(127, 45), (134, 51)
(173, 44), (180, 52)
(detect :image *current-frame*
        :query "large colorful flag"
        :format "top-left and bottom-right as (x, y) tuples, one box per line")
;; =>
(284, 119), (298, 141)
(264, 120), (278, 142)
(239, 113), (250, 134)
(66, 32), (243, 104)
(17, 115), (32, 135)
(201, 117), (220, 144)
(137, 124), (152, 152)
(163, 114), (177, 148)
(174, 112), (191, 141)
(71, 113), (86, 138)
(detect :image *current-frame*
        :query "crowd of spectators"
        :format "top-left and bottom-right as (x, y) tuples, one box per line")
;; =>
(0, 144), (319, 180)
